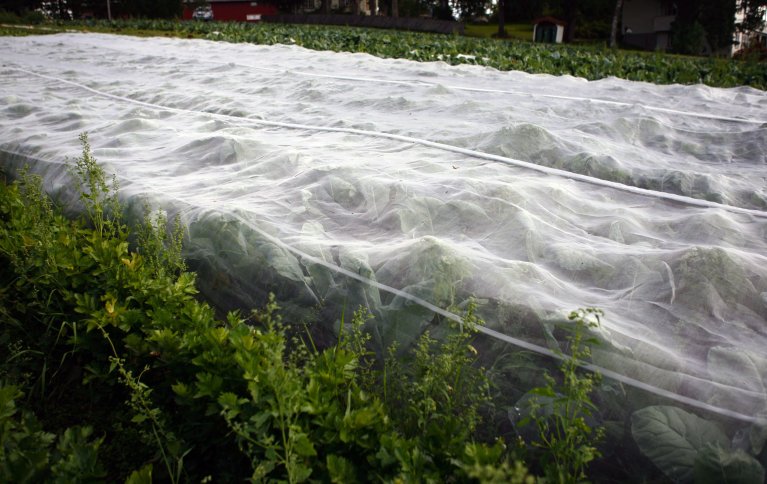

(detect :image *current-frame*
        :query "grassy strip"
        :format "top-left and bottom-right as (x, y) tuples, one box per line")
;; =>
(0, 136), (604, 482)
(0, 24), (60, 36)
(21, 18), (762, 90)
(464, 22), (534, 41)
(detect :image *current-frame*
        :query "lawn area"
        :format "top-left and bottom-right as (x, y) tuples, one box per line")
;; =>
(464, 22), (533, 41)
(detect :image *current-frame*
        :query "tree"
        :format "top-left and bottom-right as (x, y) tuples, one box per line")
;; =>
(502, 0), (542, 22)
(0, 0), (42, 15)
(454, 0), (488, 20)
(497, 0), (507, 37)
(609, 0), (623, 48)
(395, 0), (429, 16)
(738, 0), (767, 32)
(671, 0), (741, 55)
(123, 0), (182, 18)
(670, 0), (706, 54)
(700, 0), (737, 51)
(563, 0), (577, 42)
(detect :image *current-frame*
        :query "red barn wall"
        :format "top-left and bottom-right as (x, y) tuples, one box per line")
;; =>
(211, 2), (278, 21)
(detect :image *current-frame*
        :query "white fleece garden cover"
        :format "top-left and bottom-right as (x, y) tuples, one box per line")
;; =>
(1, 33), (766, 426)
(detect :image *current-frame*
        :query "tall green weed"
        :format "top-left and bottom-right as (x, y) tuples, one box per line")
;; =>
(521, 309), (605, 483)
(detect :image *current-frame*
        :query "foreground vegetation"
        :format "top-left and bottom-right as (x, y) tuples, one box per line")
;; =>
(1, 15), (765, 90)
(0, 135), (607, 481)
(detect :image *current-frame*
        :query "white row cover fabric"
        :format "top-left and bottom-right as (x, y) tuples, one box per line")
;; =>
(1, 33), (766, 424)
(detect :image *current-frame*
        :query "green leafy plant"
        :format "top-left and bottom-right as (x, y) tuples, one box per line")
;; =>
(632, 405), (765, 483)
(0, 384), (106, 483)
(69, 132), (123, 239)
(380, 301), (494, 477)
(136, 205), (186, 277)
(215, 297), (393, 483)
(0, 136), (195, 480)
(521, 308), (605, 483)
(456, 442), (536, 484)
(108, 354), (189, 484)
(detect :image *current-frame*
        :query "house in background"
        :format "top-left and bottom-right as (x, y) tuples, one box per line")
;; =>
(532, 17), (565, 44)
(184, 0), (377, 19)
(621, 0), (676, 51)
(300, 0), (377, 15)
(732, 6), (767, 55)
(622, 0), (767, 55)
(183, 0), (278, 22)
(210, 0), (278, 21)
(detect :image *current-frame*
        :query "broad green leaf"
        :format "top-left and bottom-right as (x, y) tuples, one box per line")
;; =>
(125, 464), (153, 484)
(346, 406), (378, 429)
(591, 342), (684, 404)
(194, 373), (223, 398)
(0, 384), (21, 420)
(631, 405), (729, 482)
(171, 382), (191, 398)
(515, 390), (557, 419)
(692, 444), (765, 484)
(217, 392), (244, 412)
(131, 414), (147, 424)
(291, 431), (317, 457)
(327, 454), (356, 483)
(706, 347), (767, 415)
(287, 455), (312, 482)
(749, 417), (767, 456)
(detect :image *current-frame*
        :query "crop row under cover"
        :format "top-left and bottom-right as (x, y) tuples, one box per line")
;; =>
(26, 18), (767, 90)
(1, 31), (766, 481)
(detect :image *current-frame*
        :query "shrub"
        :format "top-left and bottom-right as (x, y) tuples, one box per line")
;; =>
(0, 385), (105, 483)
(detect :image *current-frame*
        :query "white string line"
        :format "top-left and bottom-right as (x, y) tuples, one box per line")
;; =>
(7, 66), (767, 220)
(2, 143), (765, 425)
(221, 210), (767, 425)
(223, 209), (767, 426)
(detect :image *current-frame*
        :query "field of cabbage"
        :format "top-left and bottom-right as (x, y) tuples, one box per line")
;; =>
(1, 27), (766, 482)
(7, 18), (761, 90)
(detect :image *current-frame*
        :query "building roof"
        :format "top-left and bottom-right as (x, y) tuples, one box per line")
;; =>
(532, 16), (566, 26)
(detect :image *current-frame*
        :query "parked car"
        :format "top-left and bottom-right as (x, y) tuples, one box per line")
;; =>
(193, 6), (213, 21)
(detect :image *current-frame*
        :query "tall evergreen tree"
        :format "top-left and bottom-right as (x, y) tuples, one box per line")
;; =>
(672, 0), (739, 54)
(563, 0), (577, 41)
(738, 0), (767, 32)
(0, 0), (42, 14)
